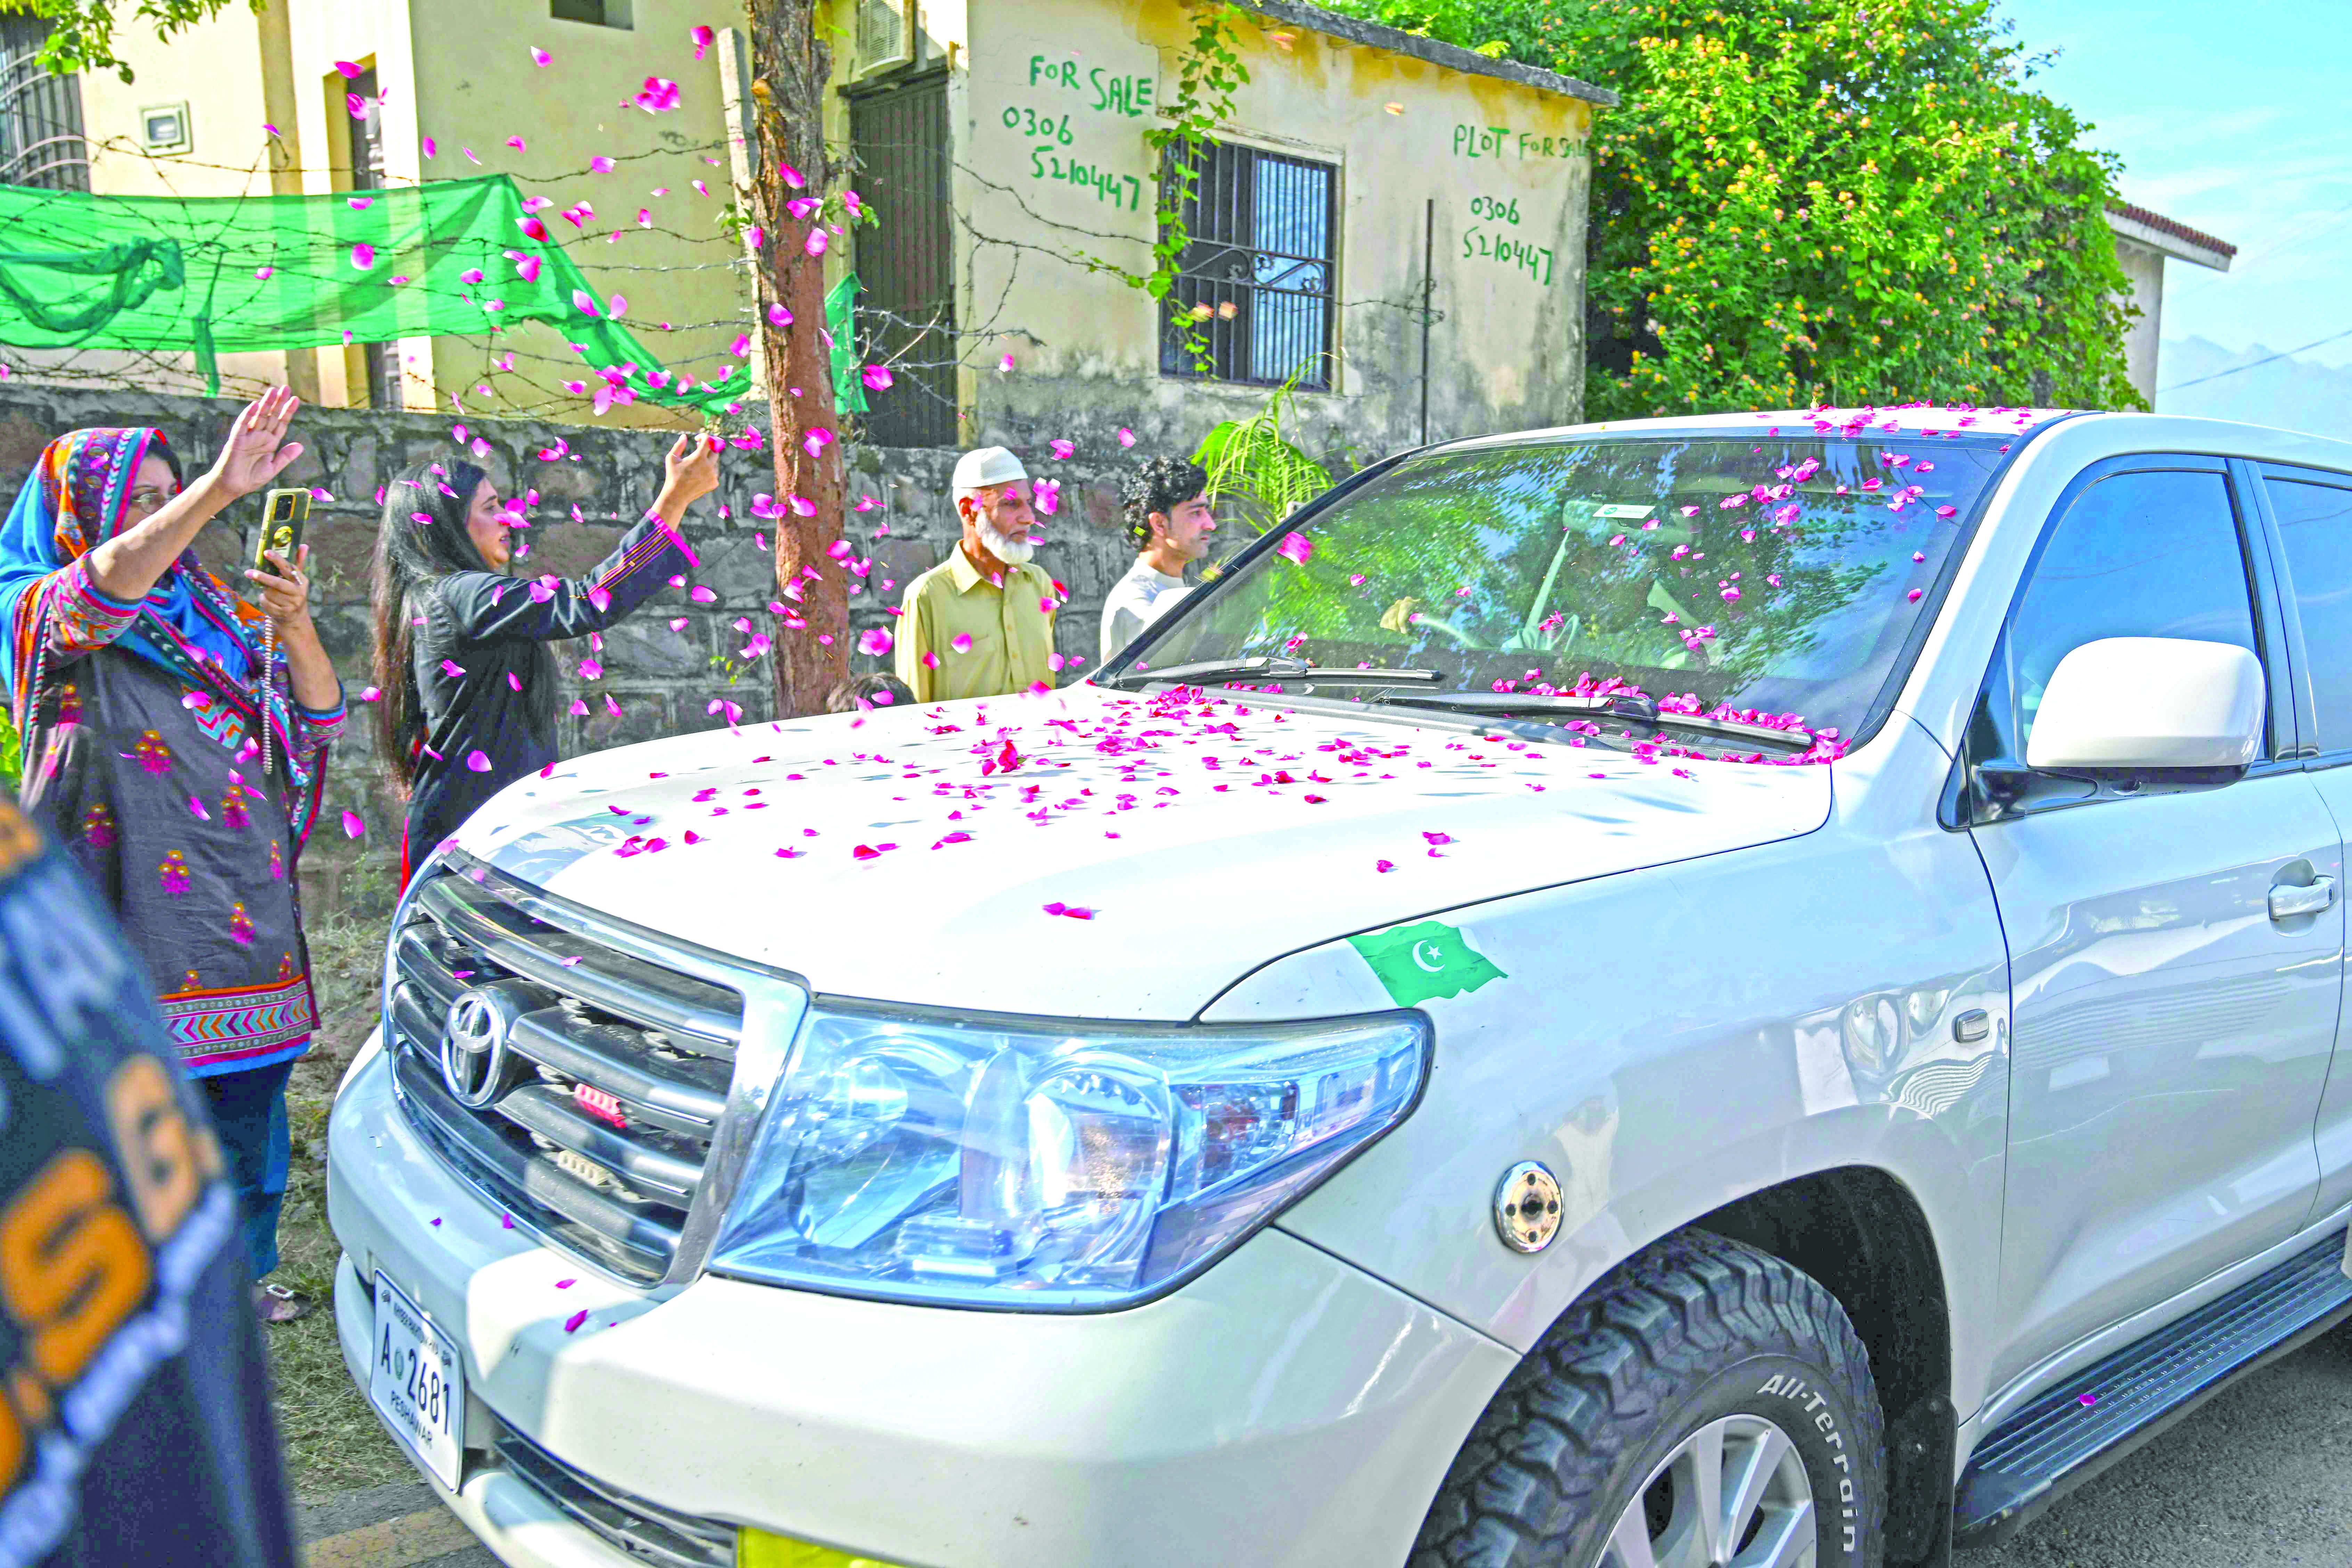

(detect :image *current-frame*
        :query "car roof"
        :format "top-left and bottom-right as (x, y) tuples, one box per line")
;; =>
(1431, 406), (2352, 474)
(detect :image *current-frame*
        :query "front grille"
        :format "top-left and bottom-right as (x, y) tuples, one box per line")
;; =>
(385, 860), (756, 1284)
(495, 1422), (735, 1567)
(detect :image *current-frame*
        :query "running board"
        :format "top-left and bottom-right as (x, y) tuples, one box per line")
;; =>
(1954, 1232), (2352, 1547)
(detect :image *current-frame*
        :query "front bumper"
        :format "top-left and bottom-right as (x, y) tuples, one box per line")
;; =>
(329, 1031), (1517, 1567)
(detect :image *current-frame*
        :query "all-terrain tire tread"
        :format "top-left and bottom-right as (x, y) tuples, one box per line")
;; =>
(1407, 1229), (1886, 1568)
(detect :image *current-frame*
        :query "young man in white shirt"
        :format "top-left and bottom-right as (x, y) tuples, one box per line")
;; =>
(1101, 457), (1216, 664)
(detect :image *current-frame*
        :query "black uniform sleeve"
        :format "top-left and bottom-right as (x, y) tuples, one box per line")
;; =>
(438, 512), (693, 646)
(0, 802), (300, 1568)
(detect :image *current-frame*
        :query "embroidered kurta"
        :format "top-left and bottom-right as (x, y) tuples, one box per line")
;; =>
(1, 429), (343, 1077)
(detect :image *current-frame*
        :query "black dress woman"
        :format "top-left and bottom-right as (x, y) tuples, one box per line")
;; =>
(370, 432), (720, 884)
(0, 389), (340, 1321)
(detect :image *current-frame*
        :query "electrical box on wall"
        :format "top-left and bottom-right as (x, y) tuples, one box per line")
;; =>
(140, 103), (193, 155)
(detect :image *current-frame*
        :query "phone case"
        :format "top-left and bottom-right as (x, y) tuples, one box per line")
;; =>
(254, 488), (309, 576)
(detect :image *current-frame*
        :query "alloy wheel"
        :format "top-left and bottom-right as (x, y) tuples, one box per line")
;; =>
(1597, 1412), (1816, 1568)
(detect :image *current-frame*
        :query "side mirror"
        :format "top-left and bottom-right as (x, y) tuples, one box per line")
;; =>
(2025, 637), (2264, 773)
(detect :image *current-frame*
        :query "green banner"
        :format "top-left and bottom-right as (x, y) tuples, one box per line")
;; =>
(0, 175), (736, 414)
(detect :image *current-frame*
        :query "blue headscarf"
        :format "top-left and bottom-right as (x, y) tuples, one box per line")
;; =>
(1, 427), (259, 724)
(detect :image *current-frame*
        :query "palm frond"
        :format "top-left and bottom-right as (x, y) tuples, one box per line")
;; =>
(1189, 362), (1334, 536)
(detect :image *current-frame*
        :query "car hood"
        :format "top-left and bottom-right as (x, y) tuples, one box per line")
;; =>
(457, 687), (1832, 1019)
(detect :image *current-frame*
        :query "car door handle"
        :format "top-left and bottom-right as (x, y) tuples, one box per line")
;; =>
(2270, 877), (2337, 921)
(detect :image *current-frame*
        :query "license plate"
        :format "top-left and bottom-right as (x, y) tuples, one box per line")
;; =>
(368, 1271), (465, 1491)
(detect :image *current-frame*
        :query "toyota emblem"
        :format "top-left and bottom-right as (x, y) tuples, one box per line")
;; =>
(441, 986), (522, 1109)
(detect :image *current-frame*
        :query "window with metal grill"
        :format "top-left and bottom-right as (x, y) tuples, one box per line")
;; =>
(0, 15), (90, 192)
(1159, 138), (1337, 390)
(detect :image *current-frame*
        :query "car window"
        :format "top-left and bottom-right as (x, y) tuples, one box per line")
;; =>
(2265, 476), (2352, 753)
(1111, 434), (2013, 757)
(2007, 468), (2263, 758)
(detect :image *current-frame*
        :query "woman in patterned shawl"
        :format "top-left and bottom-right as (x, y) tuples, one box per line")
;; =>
(0, 389), (343, 1321)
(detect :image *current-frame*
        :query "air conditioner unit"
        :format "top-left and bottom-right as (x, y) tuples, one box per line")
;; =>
(855, 0), (915, 78)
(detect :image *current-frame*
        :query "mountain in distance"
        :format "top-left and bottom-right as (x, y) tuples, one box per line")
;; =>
(2155, 337), (2352, 443)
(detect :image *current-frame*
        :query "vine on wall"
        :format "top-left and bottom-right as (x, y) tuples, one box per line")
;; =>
(1081, 5), (1249, 373)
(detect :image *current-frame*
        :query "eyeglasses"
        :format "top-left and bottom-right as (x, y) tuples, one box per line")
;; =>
(126, 486), (178, 513)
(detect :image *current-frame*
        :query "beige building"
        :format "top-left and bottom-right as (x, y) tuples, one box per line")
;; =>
(4, 0), (1610, 452)
(832, 0), (1612, 456)
(2105, 201), (2236, 405)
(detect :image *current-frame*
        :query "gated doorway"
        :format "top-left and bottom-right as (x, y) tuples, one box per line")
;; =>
(848, 70), (956, 447)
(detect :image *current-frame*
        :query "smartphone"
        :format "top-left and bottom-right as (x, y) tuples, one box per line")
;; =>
(254, 487), (309, 578)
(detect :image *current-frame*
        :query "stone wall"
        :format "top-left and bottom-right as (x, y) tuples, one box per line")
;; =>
(0, 385), (1158, 911)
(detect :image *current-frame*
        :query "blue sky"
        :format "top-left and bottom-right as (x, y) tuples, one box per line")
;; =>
(2007, 1), (2352, 374)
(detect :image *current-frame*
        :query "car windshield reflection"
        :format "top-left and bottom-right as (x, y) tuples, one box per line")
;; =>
(1103, 432), (2012, 763)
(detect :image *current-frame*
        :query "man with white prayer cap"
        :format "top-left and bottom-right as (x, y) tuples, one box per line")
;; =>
(893, 446), (1061, 702)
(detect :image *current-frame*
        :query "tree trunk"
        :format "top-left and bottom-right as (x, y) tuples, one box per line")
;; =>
(746, 0), (847, 717)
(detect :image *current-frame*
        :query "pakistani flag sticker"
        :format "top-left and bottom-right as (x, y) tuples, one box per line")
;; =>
(1348, 919), (1508, 1007)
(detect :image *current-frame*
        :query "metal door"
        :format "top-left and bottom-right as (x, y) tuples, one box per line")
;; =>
(848, 71), (955, 447)
(2246, 460), (2352, 1218)
(1965, 457), (2338, 1390)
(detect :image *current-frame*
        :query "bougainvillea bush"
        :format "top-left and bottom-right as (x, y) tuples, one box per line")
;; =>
(1331, 0), (2143, 418)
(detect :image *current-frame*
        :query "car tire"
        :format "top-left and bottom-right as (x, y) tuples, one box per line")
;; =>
(1410, 1229), (1887, 1568)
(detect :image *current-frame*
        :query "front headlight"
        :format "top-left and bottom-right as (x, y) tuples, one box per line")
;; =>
(707, 1002), (1430, 1310)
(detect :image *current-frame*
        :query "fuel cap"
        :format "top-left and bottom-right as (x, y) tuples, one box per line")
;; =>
(1495, 1161), (1563, 1253)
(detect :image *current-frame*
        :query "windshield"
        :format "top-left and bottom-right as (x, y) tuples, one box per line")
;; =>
(1103, 434), (2012, 761)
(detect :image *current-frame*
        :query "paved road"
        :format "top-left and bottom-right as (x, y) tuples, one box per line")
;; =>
(1955, 1317), (2352, 1567)
(298, 1481), (494, 1568)
(297, 1319), (2352, 1566)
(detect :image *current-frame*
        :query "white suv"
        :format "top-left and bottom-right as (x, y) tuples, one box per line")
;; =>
(330, 406), (2352, 1568)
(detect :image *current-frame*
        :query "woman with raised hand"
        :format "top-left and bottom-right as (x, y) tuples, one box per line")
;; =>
(0, 388), (344, 1323)
(371, 431), (720, 886)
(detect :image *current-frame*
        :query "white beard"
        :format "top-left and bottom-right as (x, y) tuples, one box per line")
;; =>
(980, 522), (1036, 565)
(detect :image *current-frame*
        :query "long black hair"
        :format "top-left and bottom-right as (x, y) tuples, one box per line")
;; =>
(369, 458), (557, 792)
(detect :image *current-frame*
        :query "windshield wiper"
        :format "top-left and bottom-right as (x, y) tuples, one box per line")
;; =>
(1103, 656), (1444, 689)
(1367, 689), (1818, 751)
